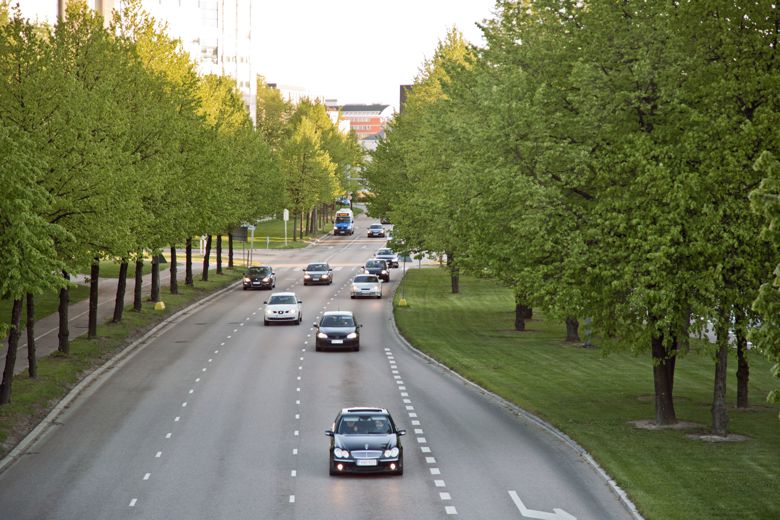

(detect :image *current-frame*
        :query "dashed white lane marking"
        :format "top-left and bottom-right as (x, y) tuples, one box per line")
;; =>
(143, 473), (151, 480)
(434, 480), (446, 487)
(214, 350), (219, 354)
(294, 430), (299, 436)
(208, 358), (213, 363)
(195, 378), (200, 382)
(189, 389), (194, 394)
(295, 414), (300, 419)
(417, 437), (427, 444)
(289, 495), (295, 503)
(421, 447), (431, 453)
(297, 376), (301, 380)
(296, 400), (301, 405)
(409, 412), (417, 418)
(397, 381), (405, 385)
(440, 492), (451, 500)
(165, 433), (172, 439)
(155, 451), (162, 458)
(426, 457), (437, 464)
(431, 468), (441, 475)
(291, 470), (297, 477)
(233, 329), (238, 333)
(175, 416), (180, 422)
(129, 498), (138, 507)
(293, 449), (298, 455)
(296, 387), (301, 392)
(399, 386), (406, 390)
(201, 368), (207, 372)
(182, 402), (188, 407)
(401, 392), (409, 397)
(226, 335), (232, 339)
(412, 420), (420, 426)
(403, 398), (411, 403)
(415, 429), (424, 434)
(220, 342), (225, 346)
(445, 506), (457, 515)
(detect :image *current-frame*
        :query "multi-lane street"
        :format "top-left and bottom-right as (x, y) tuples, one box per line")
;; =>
(0, 215), (636, 520)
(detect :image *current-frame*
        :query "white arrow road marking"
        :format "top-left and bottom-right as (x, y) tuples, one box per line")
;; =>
(508, 491), (576, 520)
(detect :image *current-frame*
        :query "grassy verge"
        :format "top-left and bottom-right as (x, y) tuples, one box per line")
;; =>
(0, 270), (243, 459)
(394, 268), (779, 520)
(0, 285), (91, 331)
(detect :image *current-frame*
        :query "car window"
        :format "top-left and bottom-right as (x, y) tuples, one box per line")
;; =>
(354, 275), (378, 283)
(306, 264), (328, 271)
(366, 260), (381, 268)
(377, 249), (392, 255)
(249, 267), (270, 275)
(268, 295), (296, 305)
(321, 315), (355, 328)
(370, 224), (382, 229)
(337, 415), (390, 434)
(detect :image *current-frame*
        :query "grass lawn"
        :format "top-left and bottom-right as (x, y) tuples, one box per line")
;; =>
(233, 218), (333, 250)
(394, 268), (779, 520)
(0, 270), (243, 458)
(0, 285), (91, 331)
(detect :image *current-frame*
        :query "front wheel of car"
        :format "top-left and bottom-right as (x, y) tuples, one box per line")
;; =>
(263, 320), (269, 326)
(353, 344), (360, 352)
(329, 462), (338, 476)
(297, 315), (302, 325)
(350, 295), (355, 299)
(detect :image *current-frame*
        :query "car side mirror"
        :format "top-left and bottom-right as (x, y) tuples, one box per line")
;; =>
(325, 430), (334, 437)
(298, 300), (303, 304)
(359, 324), (363, 328)
(397, 429), (407, 436)
(263, 301), (267, 304)
(313, 323), (319, 328)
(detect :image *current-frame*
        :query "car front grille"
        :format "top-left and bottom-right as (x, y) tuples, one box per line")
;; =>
(352, 450), (382, 459)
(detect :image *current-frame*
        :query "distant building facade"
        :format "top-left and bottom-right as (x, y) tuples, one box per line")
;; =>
(21, 1), (257, 123)
(329, 104), (394, 141)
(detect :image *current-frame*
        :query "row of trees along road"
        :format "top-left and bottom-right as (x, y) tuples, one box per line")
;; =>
(0, 0), (363, 405)
(365, 2), (780, 434)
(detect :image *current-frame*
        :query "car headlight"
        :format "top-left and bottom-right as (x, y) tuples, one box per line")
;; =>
(381, 270), (387, 274)
(322, 274), (330, 279)
(317, 332), (328, 339)
(351, 285), (359, 291)
(346, 332), (357, 339)
(384, 447), (399, 458)
(334, 448), (350, 458)
(265, 309), (273, 315)
(243, 277), (250, 282)
(262, 277), (270, 282)
(304, 274), (311, 279)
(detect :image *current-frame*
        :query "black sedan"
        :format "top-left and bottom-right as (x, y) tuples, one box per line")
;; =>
(325, 407), (405, 475)
(242, 266), (275, 290)
(363, 259), (390, 282)
(314, 311), (361, 351)
(303, 262), (333, 285)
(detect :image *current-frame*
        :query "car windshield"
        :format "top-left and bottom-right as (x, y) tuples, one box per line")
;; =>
(366, 260), (383, 268)
(248, 267), (270, 275)
(268, 295), (296, 305)
(306, 264), (328, 271)
(370, 225), (383, 229)
(377, 249), (392, 256)
(338, 415), (392, 434)
(335, 216), (350, 223)
(320, 315), (355, 328)
(354, 275), (378, 283)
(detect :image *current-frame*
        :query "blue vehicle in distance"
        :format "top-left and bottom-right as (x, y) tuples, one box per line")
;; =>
(333, 208), (354, 236)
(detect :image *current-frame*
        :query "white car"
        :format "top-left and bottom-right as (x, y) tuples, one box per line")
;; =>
(263, 292), (303, 325)
(375, 248), (399, 268)
(350, 274), (383, 299)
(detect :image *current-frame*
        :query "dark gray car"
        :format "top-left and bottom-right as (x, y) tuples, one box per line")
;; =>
(314, 311), (361, 351)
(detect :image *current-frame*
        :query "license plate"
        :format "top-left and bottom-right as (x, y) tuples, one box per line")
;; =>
(356, 459), (377, 466)
(331, 340), (343, 344)
(361, 288), (369, 291)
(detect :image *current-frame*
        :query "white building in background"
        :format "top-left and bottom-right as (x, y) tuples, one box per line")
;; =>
(18, 0), (257, 123)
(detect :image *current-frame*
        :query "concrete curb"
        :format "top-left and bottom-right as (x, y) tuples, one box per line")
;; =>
(0, 279), (241, 475)
(387, 276), (644, 520)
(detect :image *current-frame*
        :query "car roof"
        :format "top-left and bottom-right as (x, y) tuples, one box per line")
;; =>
(323, 310), (354, 317)
(269, 292), (296, 297)
(340, 407), (388, 415)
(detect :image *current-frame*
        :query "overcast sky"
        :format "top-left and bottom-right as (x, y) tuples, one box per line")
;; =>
(254, 0), (497, 108)
(18, 0), (498, 109)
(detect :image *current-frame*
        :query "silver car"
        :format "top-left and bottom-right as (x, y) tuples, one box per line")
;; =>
(375, 248), (399, 268)
(350, 274), (383, 299)
(263, 292), (303, 325)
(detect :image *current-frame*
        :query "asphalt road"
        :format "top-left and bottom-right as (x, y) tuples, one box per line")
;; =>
(0, 216), (635, 520)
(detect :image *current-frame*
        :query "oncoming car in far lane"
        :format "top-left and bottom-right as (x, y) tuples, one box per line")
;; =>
(263, 292), (302, 326)
(367, 223), (386, 238)
(314, 311), (361, 351)
(303, 262), (333, 285)
(325, 407), (405, 476)
(242, 265), (275, 290)
(350, 274), (382, 299)
(363, 259), (390, 282)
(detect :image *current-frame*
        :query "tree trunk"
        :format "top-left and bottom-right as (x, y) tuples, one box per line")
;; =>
(170, 245), (178, 295)
(565, 317), (580, 342)
(711, 318), (729, 436)
(88, 257), (99, 339)
(151, 254), (160, 302)
(0, 299), (23, 404)
(734, 308), (749, 409)
(202, 235), (212, 281)
(26, 293), (37, 378)
(185, 238), (193, 286)
(293, 213), (298, 241)
(58, 271), (70, 354)
(216, 234), (223, 274)
(651, 330), (677, 425)
(228, 233), (234, 269)
(133, 258), (143, 312)
(113, 259), (128, 323)
(446, 251), (459, 294)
